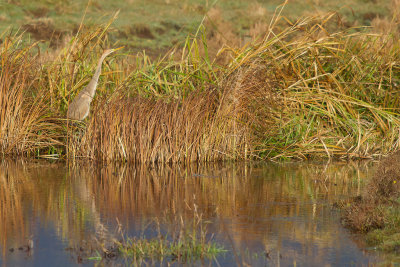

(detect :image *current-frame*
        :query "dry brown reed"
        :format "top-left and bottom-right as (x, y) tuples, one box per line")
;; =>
(69, 90), (248, 163)
(0, 37), (61, 156)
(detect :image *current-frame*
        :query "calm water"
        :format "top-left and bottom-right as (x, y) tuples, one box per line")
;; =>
(0, 160), (390, 266)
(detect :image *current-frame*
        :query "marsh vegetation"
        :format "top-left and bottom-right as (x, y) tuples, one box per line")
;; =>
(2, 6), (400, 162)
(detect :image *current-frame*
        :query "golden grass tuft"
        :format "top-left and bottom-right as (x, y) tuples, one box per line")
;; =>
(0, 37), (61, 156)
(230, 14), (400, 159)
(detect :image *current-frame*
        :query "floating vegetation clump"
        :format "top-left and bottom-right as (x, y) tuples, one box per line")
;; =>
(65, 202), (226, 265)
(116, 206), (226, 264)
(118, 233), (225, 263)
(66, 223), (225, 265)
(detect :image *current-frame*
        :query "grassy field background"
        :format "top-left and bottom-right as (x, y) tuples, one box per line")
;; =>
(1, 0), (395, 56)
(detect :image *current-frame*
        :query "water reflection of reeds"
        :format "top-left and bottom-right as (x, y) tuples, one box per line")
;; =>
(0, 160), (376, 263)
(0, 161), (65, 258)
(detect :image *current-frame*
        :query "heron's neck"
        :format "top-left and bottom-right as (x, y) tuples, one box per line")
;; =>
(87, 54), (108, 97)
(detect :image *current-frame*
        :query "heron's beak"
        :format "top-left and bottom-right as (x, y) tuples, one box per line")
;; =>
(113, 46), (124, 52)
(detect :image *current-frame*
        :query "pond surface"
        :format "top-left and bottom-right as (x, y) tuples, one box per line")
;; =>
(0, 160), (390, 266)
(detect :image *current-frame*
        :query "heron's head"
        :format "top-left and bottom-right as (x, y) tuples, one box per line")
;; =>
(102, 49), (115, 58)
(102, 47), (124, 58)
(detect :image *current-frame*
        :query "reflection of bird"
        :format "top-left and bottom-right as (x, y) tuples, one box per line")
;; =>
(67, 49), (118, 121)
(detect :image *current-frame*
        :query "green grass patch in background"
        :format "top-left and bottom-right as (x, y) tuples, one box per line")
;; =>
(0, 0), (395, 56)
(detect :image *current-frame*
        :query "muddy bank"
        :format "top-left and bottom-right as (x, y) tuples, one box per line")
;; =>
(342, 152), (400, 256)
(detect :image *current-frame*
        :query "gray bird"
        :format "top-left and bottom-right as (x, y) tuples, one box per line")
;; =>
(67, 48), (120, 121)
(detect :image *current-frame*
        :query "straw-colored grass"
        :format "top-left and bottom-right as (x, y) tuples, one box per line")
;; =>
(0, 36), (61, 156)
(229, 14), (400, 159)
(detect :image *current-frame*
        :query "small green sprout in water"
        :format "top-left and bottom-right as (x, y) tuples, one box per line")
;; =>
(87, 257), (102, 261)
(117, 235), (226, 261)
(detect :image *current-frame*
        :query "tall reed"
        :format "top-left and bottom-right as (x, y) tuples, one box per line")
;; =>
(0, 36), (61, 156)
(69, 90), (251, 163)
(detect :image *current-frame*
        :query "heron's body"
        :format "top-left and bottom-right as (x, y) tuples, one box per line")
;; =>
(67, 49), (116, 120)
(67, 92), (91, 120)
